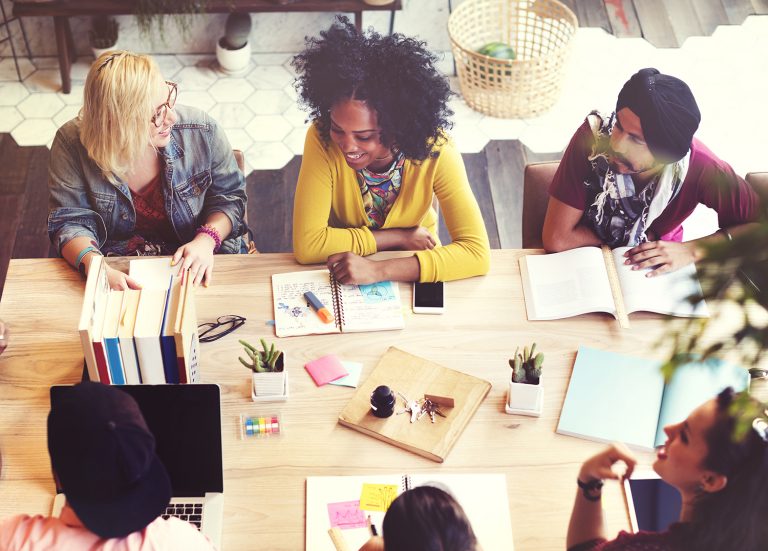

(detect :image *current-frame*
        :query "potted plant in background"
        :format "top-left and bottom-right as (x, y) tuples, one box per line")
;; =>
(216, 12), (252, 75)
(506, 343), (544, 416)
(89, 16), (119, 58)
(240, 338), (288, 401)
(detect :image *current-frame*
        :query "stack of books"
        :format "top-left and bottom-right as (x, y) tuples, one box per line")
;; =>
(78, 256), (200, 385)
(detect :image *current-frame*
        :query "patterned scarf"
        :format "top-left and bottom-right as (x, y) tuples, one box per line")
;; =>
(583, 111), (689, 247)
(356, 151), (406, 229)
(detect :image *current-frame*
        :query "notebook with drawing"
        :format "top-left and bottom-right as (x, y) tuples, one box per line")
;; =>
(271, 269), (405, 337)
(306, 473), (514, 551)
(50, 384), (224, 549)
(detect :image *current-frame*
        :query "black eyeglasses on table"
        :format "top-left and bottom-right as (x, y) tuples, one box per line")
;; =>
(198, 315), (246, 343)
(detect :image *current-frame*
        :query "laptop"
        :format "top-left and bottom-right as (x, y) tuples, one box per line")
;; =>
(50, 384), (224, 549)
(623, 471), (682, 533)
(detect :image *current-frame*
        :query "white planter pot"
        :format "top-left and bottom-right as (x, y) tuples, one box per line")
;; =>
(251, 352), (288, 401)
(92, 46), (116, 59)
(216, 38), (251, 76)
(505, 375), (543, 417)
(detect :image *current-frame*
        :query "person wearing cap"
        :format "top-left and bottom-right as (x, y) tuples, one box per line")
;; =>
(0, 382), (215, 550)
(543, 68), (760, 277)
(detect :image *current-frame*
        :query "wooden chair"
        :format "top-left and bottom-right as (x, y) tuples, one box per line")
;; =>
(232, 149), (257, 254)
(522, 161), (559, 249)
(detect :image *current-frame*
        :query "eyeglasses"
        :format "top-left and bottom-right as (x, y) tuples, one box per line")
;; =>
(198, 315), (246, 343)
(151, 81), (178, 128)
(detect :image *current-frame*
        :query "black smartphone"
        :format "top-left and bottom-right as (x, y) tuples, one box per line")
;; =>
(412, 282), (445, 314)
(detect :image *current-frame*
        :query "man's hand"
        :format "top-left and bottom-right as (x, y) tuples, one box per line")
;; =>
(327, 252), (383, 285)
(624, 240), (697, 277)
(172, 233), (216, 287)
(105, 265), (142, 291)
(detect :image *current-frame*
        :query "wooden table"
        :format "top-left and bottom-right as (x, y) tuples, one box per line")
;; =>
(12, 0), (402, 94)
(0, 251), (709, 549)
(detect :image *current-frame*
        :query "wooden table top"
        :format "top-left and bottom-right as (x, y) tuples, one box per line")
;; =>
(0, 250), (745, 550)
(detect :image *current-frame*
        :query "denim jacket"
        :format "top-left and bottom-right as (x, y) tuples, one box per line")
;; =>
(48, 105), (248, 255)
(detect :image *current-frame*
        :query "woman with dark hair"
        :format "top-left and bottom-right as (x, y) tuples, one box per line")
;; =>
(291, 18), (490, 284)
(359, 485), (479, 551)
(568, 387), (768, 551)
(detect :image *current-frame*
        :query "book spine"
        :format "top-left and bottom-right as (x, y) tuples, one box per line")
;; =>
(601, 245), (630, 328)
(160, 335), (179, 384)
(92, 341), (112, 384)
(119, 338), (142, 384)
(329, 273), (344, 332)
(104, 338), (126, 385)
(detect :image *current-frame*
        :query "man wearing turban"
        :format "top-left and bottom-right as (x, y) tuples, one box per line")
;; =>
(542, 68), (760, 276)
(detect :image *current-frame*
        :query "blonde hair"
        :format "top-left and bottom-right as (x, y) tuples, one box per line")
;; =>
(80, 51), (164, 184)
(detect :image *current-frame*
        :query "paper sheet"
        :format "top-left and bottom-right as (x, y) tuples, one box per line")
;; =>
(329, 361), (363, 388)
(327, 500), (367, 530)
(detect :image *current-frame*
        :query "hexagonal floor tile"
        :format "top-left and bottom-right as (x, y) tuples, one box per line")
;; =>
(223, 128), (254, 153)
(208, 103), (255, 129)
(17, 93), (65, 118)
(154, 55), (184, 80)
(0, 57), (36, 81)
(23, 69), (62, 93)
(53, 105), (82, 128)
(245, 141), (293, 170)
(282, 103), (309, 128)
(282, 82), (298, 101)
(245, 90), (293, 116)
(253, 53), (292, 66)
(449, 123), (489, 154)
(0, 107), (23, 132)
(245, 115), (292, 142)
(284, 126), (308, 155)
(177, 90), (215, 112)
(246, 65), (293, 90)
(209, 78), (255, 103)
(175, 66), (219, 91)
(69, 60), (92, 82)
(0, 82), (30, 106)
(11, 119), (58, 146)
(477, 117), (528, 141)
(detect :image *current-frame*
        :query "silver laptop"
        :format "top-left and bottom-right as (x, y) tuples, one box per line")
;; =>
(50, 384), (224, 549)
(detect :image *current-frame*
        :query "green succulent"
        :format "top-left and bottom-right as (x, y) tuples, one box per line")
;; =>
(509, 343), (544, 385)
(239, 338), (283, 373)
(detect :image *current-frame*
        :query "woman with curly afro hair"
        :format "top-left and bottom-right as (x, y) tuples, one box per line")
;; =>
(291, 18), (490, 285)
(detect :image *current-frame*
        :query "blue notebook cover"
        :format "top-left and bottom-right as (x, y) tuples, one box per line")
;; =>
(159, 276), (179, 384)
(557, 347), (749, 450)
(104, 336), (126, 385)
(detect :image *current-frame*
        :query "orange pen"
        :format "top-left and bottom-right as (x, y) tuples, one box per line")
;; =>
(304, 291), (334, 323)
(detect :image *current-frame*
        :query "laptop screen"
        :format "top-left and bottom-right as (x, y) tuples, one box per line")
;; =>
(50, 384), (223, 497)
(626, 477), (681, 532)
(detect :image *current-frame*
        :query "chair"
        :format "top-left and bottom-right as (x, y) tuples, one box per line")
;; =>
(746, 172), (768, 202)
(232, 149), (257, 254)
(522, 161), (559, 249)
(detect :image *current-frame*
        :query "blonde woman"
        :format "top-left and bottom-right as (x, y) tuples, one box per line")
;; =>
(49, 51), (247, 289)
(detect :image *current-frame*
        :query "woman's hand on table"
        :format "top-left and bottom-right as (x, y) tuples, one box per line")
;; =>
(327, 252), (384, 285)
(397, 226), (436, 250)
(105, 264), (142, 291)
(173, 233), (216, 287)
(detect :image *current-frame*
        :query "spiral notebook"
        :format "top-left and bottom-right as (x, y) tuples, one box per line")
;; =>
(306, 473), (514, 551)
(271, 269), (405, 337)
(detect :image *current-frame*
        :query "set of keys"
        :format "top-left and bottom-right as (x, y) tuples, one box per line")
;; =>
(396, 392), (446, 424)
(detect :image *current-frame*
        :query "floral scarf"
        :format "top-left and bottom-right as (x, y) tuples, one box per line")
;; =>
(356, 152), (406, 229)
(583, 111), (689, 247)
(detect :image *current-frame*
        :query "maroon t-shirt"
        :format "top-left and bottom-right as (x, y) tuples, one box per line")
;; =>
(549, 120), (760, 241)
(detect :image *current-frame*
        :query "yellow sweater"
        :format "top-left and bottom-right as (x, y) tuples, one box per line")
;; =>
(293, 125), (490, 282)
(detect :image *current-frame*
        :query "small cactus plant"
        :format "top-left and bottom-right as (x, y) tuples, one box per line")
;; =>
(222, 12), (252, 50)
(509, 343), (544, 385)
(89, 16), (118, 49)
(240, 338), (283, 373)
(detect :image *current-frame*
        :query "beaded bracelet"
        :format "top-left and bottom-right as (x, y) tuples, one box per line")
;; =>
(196, 224), (222, 253)
(75, 246), (102, 276)
(577, 478), (604, 502)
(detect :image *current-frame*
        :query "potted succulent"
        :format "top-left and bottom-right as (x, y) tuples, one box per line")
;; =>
(505, 343), (544, 416)
(239, 338), (288, 401)
(216, 12), (252, 75)
(89, 16), (119, 58)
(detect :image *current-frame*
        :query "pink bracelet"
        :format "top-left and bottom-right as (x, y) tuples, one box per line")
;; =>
(196, 224), (222, 252)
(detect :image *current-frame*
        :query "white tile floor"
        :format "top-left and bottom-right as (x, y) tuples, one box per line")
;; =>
(1, 16), (767, 182)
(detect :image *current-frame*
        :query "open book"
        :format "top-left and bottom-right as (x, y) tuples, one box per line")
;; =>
(306, 473), (514, 551)
(271, 269), (404, 337)
(520, 246), (709, 323)
(556, 347), (749, 451)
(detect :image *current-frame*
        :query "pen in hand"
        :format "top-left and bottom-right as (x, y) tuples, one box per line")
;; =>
(304, 291), (334, 324)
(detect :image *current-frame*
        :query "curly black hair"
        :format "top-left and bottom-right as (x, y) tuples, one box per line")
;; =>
(292, 17), (453, 162)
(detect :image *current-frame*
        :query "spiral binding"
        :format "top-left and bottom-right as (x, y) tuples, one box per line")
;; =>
(402, 474), (411, 492)
(329, 272), (344, 331)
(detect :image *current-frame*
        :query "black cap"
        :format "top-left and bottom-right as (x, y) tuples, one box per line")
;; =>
(616, 68), (701, 163)
(47, 382), (172, 538)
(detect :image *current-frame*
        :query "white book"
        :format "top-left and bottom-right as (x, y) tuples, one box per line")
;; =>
(306, 473), (514, 551)
(118, 289), (142, 385)
(78, 255), (109, 383)
(272, 269), (405, 337)
(133, 288), (169, 384)
(520, 246), (709, 322)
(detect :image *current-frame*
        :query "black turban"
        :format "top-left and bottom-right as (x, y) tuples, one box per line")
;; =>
(616, 68), (701, 163)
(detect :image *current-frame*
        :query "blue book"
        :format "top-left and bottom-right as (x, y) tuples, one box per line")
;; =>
(159, 275), (181, 384)
(101, 291), (126, 385)
(557, 346), (749, 450)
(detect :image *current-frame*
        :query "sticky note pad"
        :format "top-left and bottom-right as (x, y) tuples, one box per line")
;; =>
(304, 355), (348, 386)
(327, 500), (367, 529)
(329, 361), (363, 388)
(359, 483), (399, 512)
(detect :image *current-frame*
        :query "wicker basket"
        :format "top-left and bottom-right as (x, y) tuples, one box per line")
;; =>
(448, 0), (578, 118)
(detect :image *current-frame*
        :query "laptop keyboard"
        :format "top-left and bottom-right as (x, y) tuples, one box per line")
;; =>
(162, 502), (204, 530)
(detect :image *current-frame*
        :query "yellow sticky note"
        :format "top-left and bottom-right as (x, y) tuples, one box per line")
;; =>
(359, 483), (399, 512)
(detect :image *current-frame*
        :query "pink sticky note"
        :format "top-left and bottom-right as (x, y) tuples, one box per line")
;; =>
(327, 500), (367, 530)
(305, 354), (348, 386)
